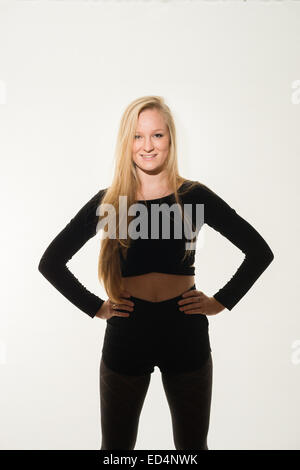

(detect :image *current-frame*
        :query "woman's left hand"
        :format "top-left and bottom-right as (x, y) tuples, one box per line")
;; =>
(177, 289), (225, 316)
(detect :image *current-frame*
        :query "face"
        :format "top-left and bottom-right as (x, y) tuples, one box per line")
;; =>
(132, 108), (170, 174)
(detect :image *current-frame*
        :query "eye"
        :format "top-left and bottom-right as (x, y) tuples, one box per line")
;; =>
(134, 134), (164, 139)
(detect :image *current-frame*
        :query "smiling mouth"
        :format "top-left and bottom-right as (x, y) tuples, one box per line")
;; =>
(141, 154), (157, 159)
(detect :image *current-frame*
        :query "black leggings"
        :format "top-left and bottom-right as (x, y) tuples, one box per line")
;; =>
(99, 352), (213, 450)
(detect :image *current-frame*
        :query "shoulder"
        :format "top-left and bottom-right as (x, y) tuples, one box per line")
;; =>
(86, 187), (107, 209)
(84, 187), (108, 220)
(179, 179), (217, 201)
(180, 181), (234, 216)
(78, 187), (108, 236)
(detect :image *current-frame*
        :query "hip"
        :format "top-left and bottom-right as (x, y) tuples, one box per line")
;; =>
(106, 283), (209, 334)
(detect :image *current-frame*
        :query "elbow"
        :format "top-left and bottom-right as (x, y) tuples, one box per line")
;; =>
(38, 256), (47, 276)
(245, 243), (274, 272)
(258, 244), (274, 270)
(38, 253), (65, 278)
(264, 245), (274, 265)
(38, 254), (55, 277)
(269, 248), (274, 264)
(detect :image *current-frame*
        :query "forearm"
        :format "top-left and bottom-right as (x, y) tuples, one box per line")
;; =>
(38, 259), (105, 318)
(212, 245), (274, 310)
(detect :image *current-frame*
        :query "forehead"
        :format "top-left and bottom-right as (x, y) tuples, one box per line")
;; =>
(135, 128), (165, 133)
(136, 109), (167, 131)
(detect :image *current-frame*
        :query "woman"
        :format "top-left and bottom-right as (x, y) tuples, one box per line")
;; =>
(38, 96), (274, 450)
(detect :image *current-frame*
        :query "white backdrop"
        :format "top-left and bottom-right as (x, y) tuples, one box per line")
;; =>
(0, 0), (299, 450)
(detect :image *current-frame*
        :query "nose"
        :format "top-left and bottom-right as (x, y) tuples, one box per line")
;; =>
(143, 137), (155, 152)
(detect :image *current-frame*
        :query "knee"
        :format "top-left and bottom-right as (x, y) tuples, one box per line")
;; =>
(100, 439), (136, 451)
(175, 437), (208, 451)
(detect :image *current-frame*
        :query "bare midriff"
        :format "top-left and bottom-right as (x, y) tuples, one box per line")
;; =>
(121, 272), (195, 302)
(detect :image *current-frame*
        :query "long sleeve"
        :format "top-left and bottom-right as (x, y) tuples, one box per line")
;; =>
(196, 183), (274, 310)
(38, 189), (107, 318)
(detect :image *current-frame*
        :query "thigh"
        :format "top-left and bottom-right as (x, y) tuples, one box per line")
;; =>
(161, 353), (213, 450)
(100, 357), (151, 450)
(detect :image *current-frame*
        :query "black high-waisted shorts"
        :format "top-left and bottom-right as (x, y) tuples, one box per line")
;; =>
(101, 284), (212, 376)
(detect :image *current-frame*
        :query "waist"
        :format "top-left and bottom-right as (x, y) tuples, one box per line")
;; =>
(121, 272), (195, 302)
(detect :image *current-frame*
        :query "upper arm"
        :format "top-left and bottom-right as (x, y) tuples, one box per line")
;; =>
(196, 182), (274, 261)
(38, 189), (105, 270)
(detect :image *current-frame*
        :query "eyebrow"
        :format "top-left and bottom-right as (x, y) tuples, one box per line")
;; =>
(135, 128), (165, 133)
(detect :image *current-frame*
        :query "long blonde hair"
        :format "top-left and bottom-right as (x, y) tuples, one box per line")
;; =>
(98, 96), (200, 304)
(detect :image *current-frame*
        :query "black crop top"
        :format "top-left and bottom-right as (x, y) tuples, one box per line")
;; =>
(38, 180), (274, 318)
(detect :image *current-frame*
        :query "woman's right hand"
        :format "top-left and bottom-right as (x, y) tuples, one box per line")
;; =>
(95, 290), (135, 320)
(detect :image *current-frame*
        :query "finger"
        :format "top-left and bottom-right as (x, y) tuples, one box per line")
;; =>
(118, 301), (134, 310)
(179, 296), (202, 306)
(179, 291), (203, 304)
(180, 301), (203, 311)
(120, 298), (135, 307)
(111, 298), (134, 308)
(181, 304), (205, 314)
(184, 309), (205, 315)
(181, 290), (202, 298)
(119, 294), (135, 306)
(113, 311), (130, 318)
